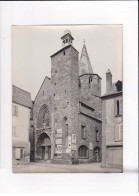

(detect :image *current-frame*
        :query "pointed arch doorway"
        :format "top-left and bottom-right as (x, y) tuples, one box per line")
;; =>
(37, 133), (51, 160)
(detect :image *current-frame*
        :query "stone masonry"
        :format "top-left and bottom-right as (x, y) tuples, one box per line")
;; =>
(32, 30), (102, 164)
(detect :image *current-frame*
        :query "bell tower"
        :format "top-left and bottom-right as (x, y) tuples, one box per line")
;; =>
(51, 30), (79, 163)
(61, 30), (74, 48)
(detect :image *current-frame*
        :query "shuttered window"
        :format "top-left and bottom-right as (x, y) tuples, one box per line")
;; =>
(15, 148), (24, 159)
(12, 105), (18, 116)
(12, 126), (16, 137)
(119, 99), (123, 115)
(114, 124), (123, 141)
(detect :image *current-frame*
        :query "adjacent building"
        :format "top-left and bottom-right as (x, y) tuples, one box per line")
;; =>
(101, 70), (123, 169)
(33, 30), (102, 164)
(12, 85), (32, 164)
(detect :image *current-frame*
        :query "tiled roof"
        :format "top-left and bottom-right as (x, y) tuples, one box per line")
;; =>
(12, 85), (32, 108)
(80, 96), (94, 111)
(102, 81), (123, 97)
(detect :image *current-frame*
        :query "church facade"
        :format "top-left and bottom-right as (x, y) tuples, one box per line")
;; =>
(32, 30), (102, 164)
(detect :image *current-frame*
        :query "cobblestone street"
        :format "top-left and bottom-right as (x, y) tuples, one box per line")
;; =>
(13, 162), (122, 173)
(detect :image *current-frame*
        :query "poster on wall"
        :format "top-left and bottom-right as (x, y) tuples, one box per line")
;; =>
(89, 143), (93, 150)
(56, 145), (62, 154)
(72, 134), (76, 144)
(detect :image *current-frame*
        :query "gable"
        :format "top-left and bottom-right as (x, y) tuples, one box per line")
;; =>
(34, 76), (51, 102)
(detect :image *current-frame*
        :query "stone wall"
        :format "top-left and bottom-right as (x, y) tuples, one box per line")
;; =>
(78, 111), (102, 162)
(79, 74), (102, 119)
(33, 76), (52, 159)
(51, 45), (79, 161)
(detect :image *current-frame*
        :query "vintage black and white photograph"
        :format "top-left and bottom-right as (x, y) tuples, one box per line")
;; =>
(12, 25), (123, 173)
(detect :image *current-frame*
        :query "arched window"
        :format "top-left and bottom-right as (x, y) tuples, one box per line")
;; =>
(37, 104), (50, 128)
(78, 145), (88, 157)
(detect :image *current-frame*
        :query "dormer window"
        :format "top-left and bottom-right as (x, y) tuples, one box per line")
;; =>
(115, 80), (122, 92)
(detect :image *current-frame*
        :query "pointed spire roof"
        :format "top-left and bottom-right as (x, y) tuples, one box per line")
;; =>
(79, 42), (93, 75)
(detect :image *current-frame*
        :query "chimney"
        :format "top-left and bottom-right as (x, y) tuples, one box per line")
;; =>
(106, 69), (112, 93)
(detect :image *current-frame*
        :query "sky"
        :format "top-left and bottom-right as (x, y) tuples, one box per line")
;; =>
(12, 25), (122, 100)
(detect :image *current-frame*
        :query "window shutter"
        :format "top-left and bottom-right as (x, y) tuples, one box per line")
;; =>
(114, 99), (117, 116)
(119, 99), (123, 116)
(12, 106), (14, 116)
(15, 106), (18, 116)
(114, 124), (120, 141)
(119, 124), (123, 141)
(13, 126), (16, 137)
(15, 148), (20, 159)
(20, 148), (24, 159)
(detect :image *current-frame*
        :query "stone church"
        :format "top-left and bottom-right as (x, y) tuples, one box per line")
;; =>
(32, 30), (102, 164)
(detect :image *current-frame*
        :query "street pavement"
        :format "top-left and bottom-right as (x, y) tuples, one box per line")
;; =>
(13, 162), (122, 173)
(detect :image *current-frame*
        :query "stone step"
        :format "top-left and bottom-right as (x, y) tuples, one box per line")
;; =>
(51, 159), (71, 165)
(36, 159), (51, 164)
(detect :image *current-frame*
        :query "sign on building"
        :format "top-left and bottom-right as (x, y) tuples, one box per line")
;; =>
(66, 148), (71, 154)
(56, 138), (62, 144)
(57, 129), (62, 134)
(89, 143), (93, 150)
(72, 134), (76, 144)
(55, 133), (62, 138)
(56, 145), (62, 154)
(71, 144), (77, 151)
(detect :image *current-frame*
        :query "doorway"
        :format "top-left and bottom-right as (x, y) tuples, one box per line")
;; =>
(41, 146), (51, 160)
(37, 133), (51, 160)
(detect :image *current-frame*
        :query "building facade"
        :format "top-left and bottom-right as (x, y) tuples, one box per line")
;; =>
(33, 30), (102, 164)
(12, 85), (32, 164)
(101, 70), (123, 169)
